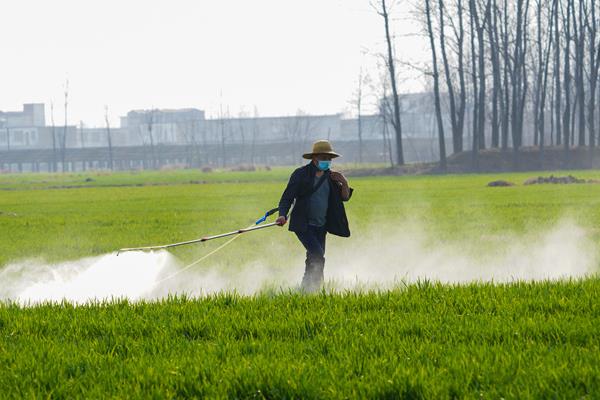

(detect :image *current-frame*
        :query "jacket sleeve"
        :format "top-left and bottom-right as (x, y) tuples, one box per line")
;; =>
(344, 187), (354, 202)
(335, 180), (354, 202)
(278, 169), (301, 218)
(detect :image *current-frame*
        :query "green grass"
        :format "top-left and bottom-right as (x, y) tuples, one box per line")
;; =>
(2, 168), (600, 266)
(1, 282), (599, 398)
(1, 168), (600, 398)
(0, 167), (291, 190)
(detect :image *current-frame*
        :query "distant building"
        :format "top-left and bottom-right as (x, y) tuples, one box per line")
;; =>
(341, 114), (385, 142)
(0, 103), (45, 128)
(77, 127), (128, 148)
(123, 108), (205, 146)
(0, 103), (78, 150)
(204, 114), (343, 144)
(399, 92), (443, 140)
(0, 94), (449, 171)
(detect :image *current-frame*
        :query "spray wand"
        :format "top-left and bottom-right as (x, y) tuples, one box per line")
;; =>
(117, 207), (281, 255)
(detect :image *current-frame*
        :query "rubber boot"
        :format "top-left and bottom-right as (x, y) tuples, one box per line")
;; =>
(311, 256), (325, 291)
(301, 256), (315, 292)
(301, 254), (325, 293)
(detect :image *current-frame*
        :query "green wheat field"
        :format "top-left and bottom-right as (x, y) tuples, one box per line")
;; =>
(1, 167), (599, 398)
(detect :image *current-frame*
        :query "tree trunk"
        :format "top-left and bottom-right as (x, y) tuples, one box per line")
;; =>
(469, 0), (479, 170)
(587, 1), (600, 155)
(554, 0), (562, 147)
(488, 0), (501, 148)
(357, 69), (364, 164)
(439, 0), (460, 153)
(475, 0), (490, 151)
(105, 106), (114, 171)
(574, 0), (586, 146)
(380, 0), (404, 165)
(500, 0), (511, 150)
(563, 0), (572, 156)
(425, 0), (447, 170)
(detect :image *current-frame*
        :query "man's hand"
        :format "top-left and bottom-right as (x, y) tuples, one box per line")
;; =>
(330, 171), (351, 201)
(276, 216), (287, 226)
(330, 171), (348, 186)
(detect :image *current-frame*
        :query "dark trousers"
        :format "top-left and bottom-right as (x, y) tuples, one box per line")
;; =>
(295, 225), (327, 291)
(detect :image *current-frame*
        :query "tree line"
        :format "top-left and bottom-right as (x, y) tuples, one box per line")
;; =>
(377, 0), (600, 169)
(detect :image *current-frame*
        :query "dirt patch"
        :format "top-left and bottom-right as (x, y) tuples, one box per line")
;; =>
(487, 180), (515, 187)
(229, 165), (257, 172)
(523, 175), (600, 185)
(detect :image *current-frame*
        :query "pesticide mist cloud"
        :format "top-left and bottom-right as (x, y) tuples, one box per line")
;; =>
(326, 219), (598, 287)
(0, 219), (597, 305)
(0, 252), (169, 304)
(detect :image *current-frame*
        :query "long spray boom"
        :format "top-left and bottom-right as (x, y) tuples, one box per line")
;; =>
(117, 207), (281, 255)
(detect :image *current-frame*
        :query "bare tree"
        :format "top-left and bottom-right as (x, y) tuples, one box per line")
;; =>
(237, 109), (248, 164)
(487, 0), (502, 148)
(374, 0), (404, 165)
(61, 79), (69, 172)
(355, 68), (365, 163)
(219, 103), (227, 168)
(469, 0), (491, 168)
(135, 109), (157, 169)
(510, 0), (531, 157)
(439, 0), (467, 153)
(500, 0), (512, 150)
(562, 0), (573, 154)
(79, 120), (85, 149)
(51, 102), (57, 172)
(537, 0), (556, 154)
(409, 0), (597, 170)
(105, 106), (114, 171)
(425, 0), (447, 170)
(532, 0), (556, 157)
(586, 0), (600, 153)
(468, 0), (479, 166)
(553, 0), (563, 147)
(380, 86), (395, 167)
(250, 106), (260, 166)
(146, 109), (157, 169)
(178, 118), (201, 168)
(573, 0), (586, 146)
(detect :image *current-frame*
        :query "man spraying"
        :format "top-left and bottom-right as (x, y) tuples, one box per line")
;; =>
(276, 140), (353, 292)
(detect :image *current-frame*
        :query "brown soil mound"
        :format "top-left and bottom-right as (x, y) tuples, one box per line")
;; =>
(487, 180), (515, 187)
(523, 175), (599, 185)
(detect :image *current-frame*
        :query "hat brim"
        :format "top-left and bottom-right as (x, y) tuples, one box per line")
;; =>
(302, 151), (341, 160)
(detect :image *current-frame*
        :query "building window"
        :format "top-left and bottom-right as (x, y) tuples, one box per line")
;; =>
(29, 130), (38, 144)
(13, 130), (24, 145)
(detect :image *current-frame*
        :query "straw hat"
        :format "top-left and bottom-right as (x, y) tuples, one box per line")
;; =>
(302, 140), (341, 159)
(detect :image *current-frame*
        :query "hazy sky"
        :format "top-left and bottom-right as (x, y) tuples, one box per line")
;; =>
(0, 0), (427, 126)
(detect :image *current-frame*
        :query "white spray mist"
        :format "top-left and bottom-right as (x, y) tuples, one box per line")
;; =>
(0, 218), (597, 305)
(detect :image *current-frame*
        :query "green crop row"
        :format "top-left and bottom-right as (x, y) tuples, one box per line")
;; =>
(2, 168), (600, 267)
(1, 281), (599, 398)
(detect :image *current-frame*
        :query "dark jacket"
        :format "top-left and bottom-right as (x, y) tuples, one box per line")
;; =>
(278, 162), (353, 237)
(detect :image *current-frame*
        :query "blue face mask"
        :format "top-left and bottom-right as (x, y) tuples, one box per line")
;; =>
(317, 160), (331, 171)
